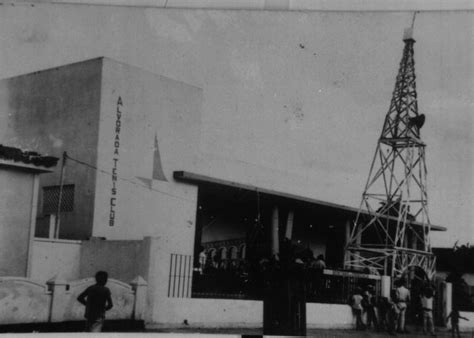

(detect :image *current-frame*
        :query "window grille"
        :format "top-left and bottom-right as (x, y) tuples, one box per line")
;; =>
(168, 254), (193, 298)
(42, 185), (75, 214)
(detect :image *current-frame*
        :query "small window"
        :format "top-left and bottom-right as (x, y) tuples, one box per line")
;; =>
(42, 185), (75, 214)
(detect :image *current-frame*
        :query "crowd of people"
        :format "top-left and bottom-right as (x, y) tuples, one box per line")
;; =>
(349, 279), (466, 336)
(194, 243), (329, 297)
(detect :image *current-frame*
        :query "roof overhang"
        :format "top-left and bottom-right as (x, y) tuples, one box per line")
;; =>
(173, 170), (446, 232)
(0, 159), (55, 174)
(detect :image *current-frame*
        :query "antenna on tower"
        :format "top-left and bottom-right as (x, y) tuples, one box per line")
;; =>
(411, 11), (419, 30)
(404, 11), (419, 41)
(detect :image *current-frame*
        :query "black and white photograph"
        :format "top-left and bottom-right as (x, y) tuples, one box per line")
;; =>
(0, 0), (472, 336)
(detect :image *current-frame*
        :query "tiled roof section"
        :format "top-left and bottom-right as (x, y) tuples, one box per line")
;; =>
(0, 145), (59, 168)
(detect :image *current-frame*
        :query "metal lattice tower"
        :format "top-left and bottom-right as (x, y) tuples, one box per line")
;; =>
(344, 21), (435, 280)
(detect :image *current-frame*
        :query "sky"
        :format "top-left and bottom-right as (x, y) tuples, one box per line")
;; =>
(0, 2), (472, 247)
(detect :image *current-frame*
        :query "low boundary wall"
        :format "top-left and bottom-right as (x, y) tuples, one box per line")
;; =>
(0, 276), (147, 326)
(146, 299), (354, 329)
(459, 311), (474, 331)
(28, 238), (474, 331)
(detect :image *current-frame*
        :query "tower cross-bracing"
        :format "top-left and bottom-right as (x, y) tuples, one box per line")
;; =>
(344, 25), (435, 280)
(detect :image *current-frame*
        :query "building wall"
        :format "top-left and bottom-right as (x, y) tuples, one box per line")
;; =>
(30, 237), (152, 283)
(0, 168), (35, 276)
(145, 233), (196, 323)
(0, 57), (203, 242)
(92, 58), (202, 241)
(0, 59), (103, 240)
(79, 238), (149, 282)
(30, 238), (82, 281)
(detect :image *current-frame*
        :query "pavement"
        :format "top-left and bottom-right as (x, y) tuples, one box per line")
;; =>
(2, 322), (473, 337)
(148, 326), (474, 337)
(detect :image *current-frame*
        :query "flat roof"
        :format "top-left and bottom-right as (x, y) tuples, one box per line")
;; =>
(173, 170), (446, 232)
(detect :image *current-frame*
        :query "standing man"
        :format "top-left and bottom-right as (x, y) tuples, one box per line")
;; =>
(311, 254), (326, 296)
(350, 287), (365, 330)
(420, 285), (435, 336)
(77, 271), (114, 332)
(395, 279), (411, 334)
(198, 247), (207, 275)
(363, 285), (378, 330)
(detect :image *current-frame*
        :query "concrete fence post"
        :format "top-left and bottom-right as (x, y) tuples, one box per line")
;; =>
(443, 282), (452, 328)
(130, 276), (148, 321)
(46, 277), (69, 323)
(381, 275), (391, 298)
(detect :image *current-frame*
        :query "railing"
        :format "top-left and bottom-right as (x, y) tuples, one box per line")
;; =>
(188, 257), (382, 304)
(191, 268), (257, 300)
(307, 269), (381, 304)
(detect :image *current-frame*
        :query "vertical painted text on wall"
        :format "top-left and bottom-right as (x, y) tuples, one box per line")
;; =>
(109, 96), (123, 226)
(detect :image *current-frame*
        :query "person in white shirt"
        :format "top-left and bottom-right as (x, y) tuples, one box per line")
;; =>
(395, 279), (411, 333)
(420, 285), (435, 336)
(351, 287), (365, 330)
(198, 247), (207, 275)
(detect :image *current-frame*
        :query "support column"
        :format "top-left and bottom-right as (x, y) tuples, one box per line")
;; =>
(355, 225), (361, 270)
(285, 210), (294, 240)
(344, 220), (351, 246)
(193, 202), (204, 268)
(344, 220), (351, 268)
(444, 282), (452, 328)
(130, 276), (148, 321)
(381, 275), (391, 298)
(48, 215), (56, 239)
(271, 206), (279, 258)
(47, 277), (69, 323)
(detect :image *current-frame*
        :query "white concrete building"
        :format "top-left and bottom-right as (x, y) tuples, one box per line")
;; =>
(0, 56), (448, 329)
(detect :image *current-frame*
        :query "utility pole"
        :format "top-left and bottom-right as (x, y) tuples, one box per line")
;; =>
(54, 151), (67, 239)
